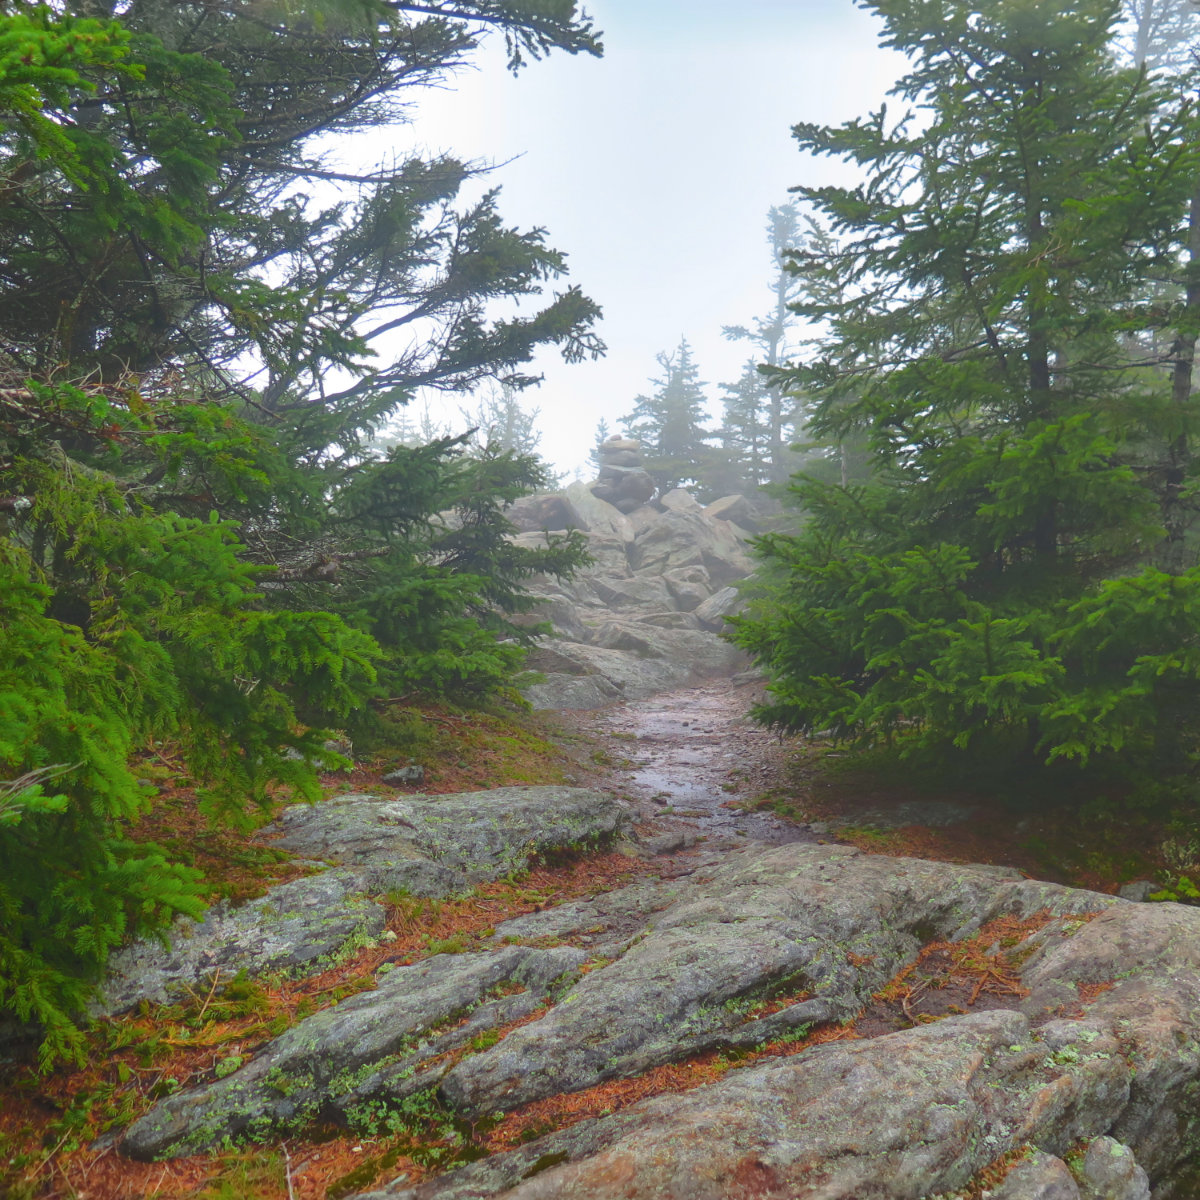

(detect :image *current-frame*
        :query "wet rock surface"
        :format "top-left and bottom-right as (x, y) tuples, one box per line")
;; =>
(583, 681), (815, 844)
(100, 667), (1200, 1197)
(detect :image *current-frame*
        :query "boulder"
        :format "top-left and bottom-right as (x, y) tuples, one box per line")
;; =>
(521, 673), (624, 710)
(1078, 1137), (1150, 1200)
(990, 1149), (1082, 1200)
(625, 503), (664, 535)
(499, 477), (760, 710)
(658, 488), (705, 515)
(505, 493), (580, 532)
(595, 463), (656, 494)
(522, 641), (691, 699)
(524, 644), (596, 676)
(662, 564), (713, 611)
(633, 611), (701, 630)
(562, 482), (635, 544)
(576, 532), (632, 578)
(592, 439), (654, 508)
(263, 788), (633, 892)
(693, 585), (744, 629)
(595, 436), (640, 456)
(703, 493), (759, 530)
(630, 511), (705, 574)
(586, 575), (674, 611)
(597, 448), (640, 468)
(611, 494), (649, 514)
(510, 592), (588, 640)
(631, 511), (752, 584)
(382, 762), (425, 786)
(1117, 880), (1155, 902)
(536, 575), (604, 610)
(587, 620), (745, 678)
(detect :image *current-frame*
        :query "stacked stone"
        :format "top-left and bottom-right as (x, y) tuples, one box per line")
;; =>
(589, 435), (656, 513)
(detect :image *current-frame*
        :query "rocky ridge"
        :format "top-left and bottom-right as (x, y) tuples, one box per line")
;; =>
(96, 787), (630, 1016)
(505, 459), (758, 708)
(102, 780), (1200, 1198)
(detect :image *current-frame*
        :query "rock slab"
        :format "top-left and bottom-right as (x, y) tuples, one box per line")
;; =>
(98, 788), (631, 1015)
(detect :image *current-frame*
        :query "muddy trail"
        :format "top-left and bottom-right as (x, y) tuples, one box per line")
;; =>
(565, 679), (829, 846)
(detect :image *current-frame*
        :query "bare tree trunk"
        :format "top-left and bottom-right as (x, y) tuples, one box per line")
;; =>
(1158, 177), (1200, 573)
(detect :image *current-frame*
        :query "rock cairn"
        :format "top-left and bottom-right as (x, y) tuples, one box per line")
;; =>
(589, 436), (656, 513)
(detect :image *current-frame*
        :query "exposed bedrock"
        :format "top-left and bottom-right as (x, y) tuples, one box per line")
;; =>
(121, 944), (588, 1161)
(96, 787), (631, 1015)
(358, 877), (1200, 1200)
(114, 836), (1200, 1200)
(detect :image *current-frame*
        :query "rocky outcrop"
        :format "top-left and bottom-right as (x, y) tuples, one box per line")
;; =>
(369, 1010), (1134, 1200)
(113, 832), (1200, 1198)
(509, 464), (759, 709)
(122, 943), (588, 1161)
(356, 850), (1200, 1200)
(437, 845), (1099, 1119)
(97, 787), (631, 1015)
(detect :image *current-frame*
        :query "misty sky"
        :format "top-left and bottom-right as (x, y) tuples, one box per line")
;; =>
(405, 1), (903, 479)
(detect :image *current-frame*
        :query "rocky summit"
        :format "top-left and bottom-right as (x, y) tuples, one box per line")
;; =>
(103, 780), (1200, 1198)
(504, 472), (757, 709)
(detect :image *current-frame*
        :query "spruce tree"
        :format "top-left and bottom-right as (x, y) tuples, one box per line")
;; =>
(1119, 0), (1200, 68)
(733, 0), (1200, 775)
(0, 1), (599, 1062)
(621, 339), (715, 494)
(717, 362), (774, 491)
(722, 203), (807, 486)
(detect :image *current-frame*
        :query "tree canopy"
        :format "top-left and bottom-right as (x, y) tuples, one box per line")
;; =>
(733, 0), (1200, 780)
(720, 203), (807, 489)
(0, 0), (599, 1062)
(621, 339), (716, 495)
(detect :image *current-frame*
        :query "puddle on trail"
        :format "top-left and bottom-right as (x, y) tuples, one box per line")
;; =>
(590, 682), (822, 846)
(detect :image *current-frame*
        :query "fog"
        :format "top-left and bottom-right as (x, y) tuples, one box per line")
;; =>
(404, 0), (904, 479)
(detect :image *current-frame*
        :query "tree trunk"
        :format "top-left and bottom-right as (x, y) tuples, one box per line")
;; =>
(1158, 174), (1200, 573)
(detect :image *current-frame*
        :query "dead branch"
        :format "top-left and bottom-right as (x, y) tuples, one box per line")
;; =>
(269, 545), (392, 581)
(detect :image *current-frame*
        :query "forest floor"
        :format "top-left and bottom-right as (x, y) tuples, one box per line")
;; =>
(0, 679), (1183, 1200)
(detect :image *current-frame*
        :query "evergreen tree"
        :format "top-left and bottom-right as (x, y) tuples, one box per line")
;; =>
(588, 417), (611, 471)
(459, 384), (547, 460)
(1119, 0), (1200, 68)
(0, 1), (598, 1062)
(722, 203), (807, 486)
(733, 0), (1200, 778)
(0, 0), (603, 398)
(621, 339), (715, 494)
